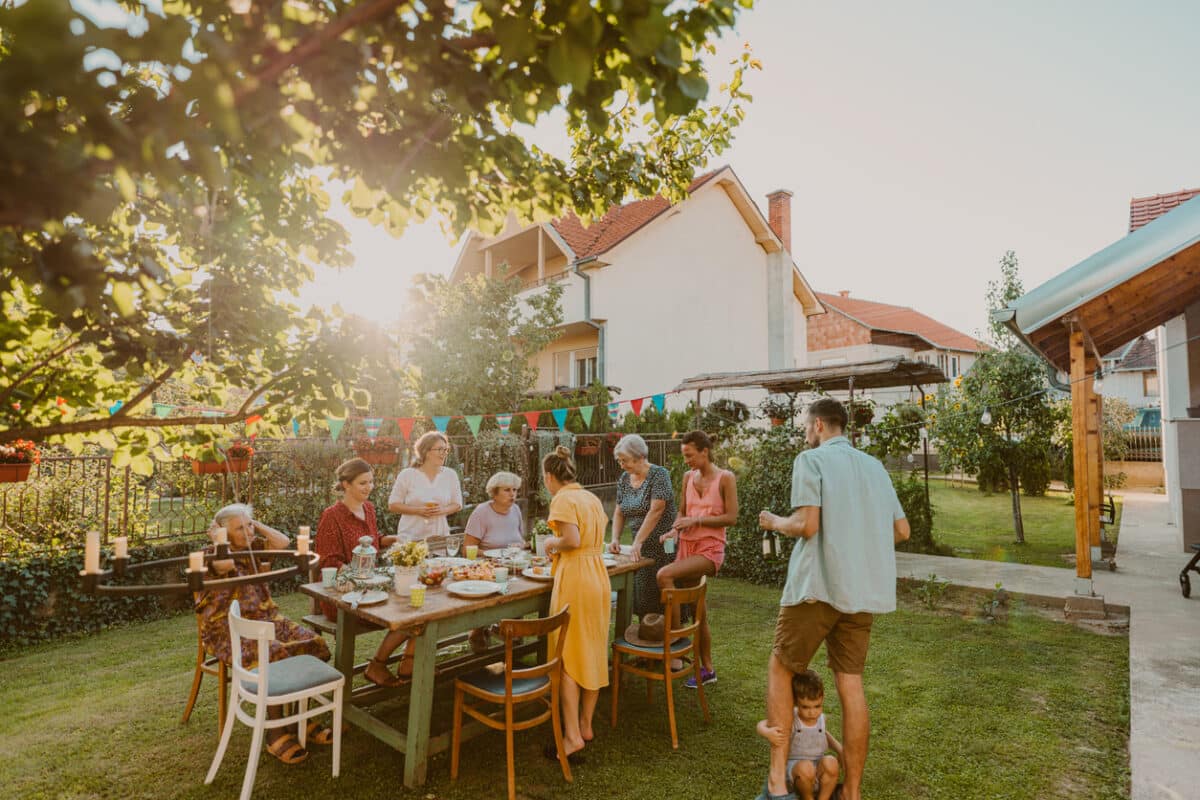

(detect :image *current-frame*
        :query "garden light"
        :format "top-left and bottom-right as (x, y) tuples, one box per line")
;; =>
(1093, 369), (1105, 396)
(980, 408), (993, 426)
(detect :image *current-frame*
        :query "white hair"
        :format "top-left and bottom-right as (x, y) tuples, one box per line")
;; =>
(486, 471), (523, 496)
(213, 503), (253, 528)
(613, 434), (648, 461)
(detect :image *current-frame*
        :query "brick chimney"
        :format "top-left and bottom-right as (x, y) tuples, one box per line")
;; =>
(766, 189), (793, 253)
(838, 290), (850, 298)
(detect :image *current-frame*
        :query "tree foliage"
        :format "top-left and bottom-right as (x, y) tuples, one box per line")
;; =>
(0, 0), (758, 458)
(986, 250), (1024, 349)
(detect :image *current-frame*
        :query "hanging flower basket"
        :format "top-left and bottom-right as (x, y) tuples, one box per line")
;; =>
(575, 436), (601, 457)
(226, 458), (250, 473)
(190, 459), (225, 475)
(0, 463), (32, 483)
(769, 417), (786, 427)
(354, 436), (400, 465)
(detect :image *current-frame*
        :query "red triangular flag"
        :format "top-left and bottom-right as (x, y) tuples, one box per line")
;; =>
(397, 417), (415, 441)
(523, 411), (541, 430)
(631, 397), (644, 416)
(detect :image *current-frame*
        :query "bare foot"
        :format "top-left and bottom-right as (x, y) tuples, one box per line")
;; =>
(580, 723), (594, 742)
(364, 659), (402, 687)
(561, 735), (586, 757)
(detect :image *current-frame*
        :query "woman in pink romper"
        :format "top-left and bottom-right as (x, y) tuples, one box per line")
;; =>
(657, 430), (739, 687)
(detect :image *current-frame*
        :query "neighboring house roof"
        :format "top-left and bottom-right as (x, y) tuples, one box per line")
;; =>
(550, 171), (720, 259)
(1112, 335), (1157, 372)
(815, 292), (988, 353)
(1130, 188), (1200, 232)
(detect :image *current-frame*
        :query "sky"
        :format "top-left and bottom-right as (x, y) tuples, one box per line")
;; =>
(296, 0), (1200, 340)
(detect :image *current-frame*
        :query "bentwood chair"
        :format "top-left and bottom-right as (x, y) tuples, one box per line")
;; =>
(182, 614), (229, 735)
(611, 576), (711, 749)
(451, 606), (572, 800)
(205, 601), (345, 800)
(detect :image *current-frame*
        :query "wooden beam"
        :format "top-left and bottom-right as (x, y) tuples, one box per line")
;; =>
(1086, 370), (1102, 549)
(1069, 328), (1093, 581)
(537, 227), (545, 282)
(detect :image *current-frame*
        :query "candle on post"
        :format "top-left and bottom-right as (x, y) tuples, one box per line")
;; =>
(188, 551), (206, 572)
(296, 533), (310, 555)
(84, 530), (101, 573)
(113, 536), (128, 559)
(213, 527), (228, 546)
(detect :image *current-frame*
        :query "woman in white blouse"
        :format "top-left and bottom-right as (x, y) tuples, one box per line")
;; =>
(388, 431), (464, 541)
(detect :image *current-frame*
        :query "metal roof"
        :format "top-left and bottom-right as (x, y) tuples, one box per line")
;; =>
(674, 357), (947, 394)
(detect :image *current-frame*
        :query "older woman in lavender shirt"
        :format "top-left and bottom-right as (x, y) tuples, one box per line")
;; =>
(463, 471), (526, 551)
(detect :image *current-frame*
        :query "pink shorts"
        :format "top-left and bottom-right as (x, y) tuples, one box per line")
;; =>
(677, 534), (725, 573)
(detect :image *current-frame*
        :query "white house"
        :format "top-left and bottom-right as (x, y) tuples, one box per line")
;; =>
(447, 165), (825, 403)
(1099, 334), (1159, 411)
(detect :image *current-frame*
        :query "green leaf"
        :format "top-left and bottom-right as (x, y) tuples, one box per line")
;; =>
(110, 282), (135, 317)
(677, 72), (709, 101)
(547, 35), (592, 90)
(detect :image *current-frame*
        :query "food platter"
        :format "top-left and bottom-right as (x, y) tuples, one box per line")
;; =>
(521, 566), (554, 582)
(432, 557), (474, 568)
(445, 580), (504, 598)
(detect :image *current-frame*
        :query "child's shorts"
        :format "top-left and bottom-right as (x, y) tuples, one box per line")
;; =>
(786, 757), (825, 793)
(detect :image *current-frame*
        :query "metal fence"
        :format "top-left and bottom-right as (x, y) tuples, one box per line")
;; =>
(0, 431), (685, 554)
(1123, 426), (1162, 462)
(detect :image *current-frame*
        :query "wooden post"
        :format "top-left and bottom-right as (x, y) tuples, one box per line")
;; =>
(1090, 391), (1103, 553)
(484, 248), (493, 279)
(1068, 329), (1094, 587)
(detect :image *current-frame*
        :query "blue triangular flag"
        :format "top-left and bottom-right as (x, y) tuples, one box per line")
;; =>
(327, 417), (345, 442)
(291, 419), (300, 437)
(363, 417), (383, 440)
(551, 408), (568, 431)
(652, 394), (665, 414)
(432, 416), (451, 433)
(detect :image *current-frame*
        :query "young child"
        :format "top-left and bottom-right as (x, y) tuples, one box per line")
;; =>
(757, 669), (843, 800)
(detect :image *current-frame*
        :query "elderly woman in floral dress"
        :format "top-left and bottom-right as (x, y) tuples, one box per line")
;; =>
(195, 503), (332, 766)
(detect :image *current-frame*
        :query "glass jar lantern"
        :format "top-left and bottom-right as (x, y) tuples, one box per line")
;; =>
(350, 535), (377, 578)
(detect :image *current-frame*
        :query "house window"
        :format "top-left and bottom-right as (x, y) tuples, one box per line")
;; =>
(553, 347), (599, 388)
(937, 353), (947, 373)
(1144, 371), (1159, 397)
(950, 356), (959, 378)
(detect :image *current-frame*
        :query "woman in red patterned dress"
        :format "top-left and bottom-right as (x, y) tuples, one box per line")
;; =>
(315, 457), (412, 686)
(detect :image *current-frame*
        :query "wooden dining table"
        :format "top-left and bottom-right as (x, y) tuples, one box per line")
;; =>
(300, 554), (652, 788)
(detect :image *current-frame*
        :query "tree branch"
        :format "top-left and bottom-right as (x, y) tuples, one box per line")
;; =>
(110, 361), (182, 420)
(0, 334), (82, 408)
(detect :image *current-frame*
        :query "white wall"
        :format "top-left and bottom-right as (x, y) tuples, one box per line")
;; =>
(1102, 370), (1158, 410)
(589, 186), (772, 402)
(1161, 318), (1187, 531)
(792, 298), (808, 367)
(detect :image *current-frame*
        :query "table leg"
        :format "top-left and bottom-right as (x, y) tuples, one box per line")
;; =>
(334, 608), (358, 683)
(615, 571), (633, 633)
(403, 620), (440, 788)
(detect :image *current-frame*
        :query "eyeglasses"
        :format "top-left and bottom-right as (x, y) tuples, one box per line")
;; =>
(430, 447), (450, 454)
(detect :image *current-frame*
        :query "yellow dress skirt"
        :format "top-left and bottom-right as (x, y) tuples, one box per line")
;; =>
(547, 483), (611, 691)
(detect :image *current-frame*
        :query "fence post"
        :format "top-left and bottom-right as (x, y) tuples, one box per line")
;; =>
(103, 458), (112, 542)
(120, 465), (131, 540)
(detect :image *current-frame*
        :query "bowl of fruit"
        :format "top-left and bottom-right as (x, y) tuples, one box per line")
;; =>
(417, 559), (449, 588)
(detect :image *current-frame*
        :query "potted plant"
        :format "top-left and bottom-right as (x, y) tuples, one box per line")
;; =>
(575, 434), (602, 457)
(0, 439), (40, 483)
(354, 435), (401, 465)
(759, 395), (792, 427)
(224, 440), (254, 473)
(604, 431), (623, 449)
(848, 399), (876, 428)
(189, 446), (226, 475)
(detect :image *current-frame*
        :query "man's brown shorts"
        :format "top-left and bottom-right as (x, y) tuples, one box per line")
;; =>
(773, 601), (874, 675)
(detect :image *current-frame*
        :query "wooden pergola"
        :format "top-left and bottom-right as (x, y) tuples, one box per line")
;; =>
(994, 193), (1200, 593)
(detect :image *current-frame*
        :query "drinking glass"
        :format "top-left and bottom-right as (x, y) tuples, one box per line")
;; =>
(446, 534), (461, 558)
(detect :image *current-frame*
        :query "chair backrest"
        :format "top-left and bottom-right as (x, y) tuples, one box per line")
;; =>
(497, 605), (570, 696)
(661, 576), (707, 642)
(227, 599), (275, 695)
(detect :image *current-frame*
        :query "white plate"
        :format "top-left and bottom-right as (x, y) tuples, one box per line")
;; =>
(602, 554), (618, 566)
(446, 580), (504, 598)
(431, 557), (474, 568)
(619, 545), (633, 556)
(341, 590), (388, 606)
(521, 567), (554, 582)
(483, 548), (525, 559)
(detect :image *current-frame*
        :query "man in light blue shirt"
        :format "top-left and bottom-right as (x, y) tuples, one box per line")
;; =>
(756, 398), (909, 800)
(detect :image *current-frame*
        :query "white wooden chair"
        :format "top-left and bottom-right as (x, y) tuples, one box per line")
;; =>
(205, 600), (345, 800)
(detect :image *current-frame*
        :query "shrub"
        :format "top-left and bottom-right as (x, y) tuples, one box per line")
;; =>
(892, 470), (941, 554)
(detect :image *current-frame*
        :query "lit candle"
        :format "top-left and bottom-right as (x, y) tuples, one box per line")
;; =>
(84, 530), (100, 573)
(298, 525), (311, 538)
(188, 551), (206, 572)
(113, 536), (128, 559)
(213, 527), (228, 546)
(296, 533), (310, 555)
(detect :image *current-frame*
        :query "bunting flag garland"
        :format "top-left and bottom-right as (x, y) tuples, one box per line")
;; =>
(551, 408), (568, 431)
(523, 411), (540, 431)
(291, 419), (301, 437)
(245, 414), (263, 427)
(362, 417), (383, 439)
(108, 400), (124, 416)
(651, 394), (665, 414)
(630, 397), (644, 416)
(432, 415), (451, 433)
(465, 414), (483, 436)
(579, 405), (594, 428)
(201, 410), (222, 418)
(327, 417), (346, 442)
(495, 412), (512, 435)
(608, 402), (621, 423)
(190, 351), (204, 365)
(153, 403), (172, 418)
(397, 417), (416, 441)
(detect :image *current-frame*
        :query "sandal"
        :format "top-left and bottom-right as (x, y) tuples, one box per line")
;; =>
(305, 720), (334, 746)
(397, 653), (415, 679)
(266, 733), (309, 765)
(365, 657), (405, 688)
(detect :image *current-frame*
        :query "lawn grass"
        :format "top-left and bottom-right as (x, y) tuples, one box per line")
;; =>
(0, 579), (1128, 799)
(929, 481), (1122, 569)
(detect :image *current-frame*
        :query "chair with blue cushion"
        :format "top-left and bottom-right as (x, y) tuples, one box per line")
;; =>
(204, 600), (345, 800)
(450, 605), (572, 800)
(610, 576), (710, 749)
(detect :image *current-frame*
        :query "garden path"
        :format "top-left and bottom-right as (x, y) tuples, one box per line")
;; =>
(897, 491), (1198, 800)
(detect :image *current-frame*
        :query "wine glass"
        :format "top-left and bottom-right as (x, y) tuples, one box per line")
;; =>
(446, 534), (461, 558)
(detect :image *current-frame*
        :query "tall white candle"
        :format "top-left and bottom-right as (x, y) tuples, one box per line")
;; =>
(113, 536), (128, 559)
(188, 551), (205, 572)
(298, 525), (311, 538)
(84, 530), (101, 573)
(296, 533), (310, 555)
(213, 527), (228, 546)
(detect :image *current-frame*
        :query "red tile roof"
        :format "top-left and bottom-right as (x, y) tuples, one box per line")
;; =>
(815, 292), (988, 353)
(1129, 188), (1200, 232)
(550, 171), (720, 258)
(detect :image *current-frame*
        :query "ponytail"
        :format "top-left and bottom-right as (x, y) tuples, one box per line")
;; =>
(541, 445), (578, 483)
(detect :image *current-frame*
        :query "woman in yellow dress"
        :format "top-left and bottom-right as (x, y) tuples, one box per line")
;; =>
(542, 445), (610, 762)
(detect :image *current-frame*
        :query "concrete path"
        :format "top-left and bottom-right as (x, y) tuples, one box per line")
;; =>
(896, 492), (1200, 800)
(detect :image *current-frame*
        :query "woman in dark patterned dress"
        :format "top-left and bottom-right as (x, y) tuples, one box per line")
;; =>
(607, 434), (677, 620)
(195, 503), (331, 765)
